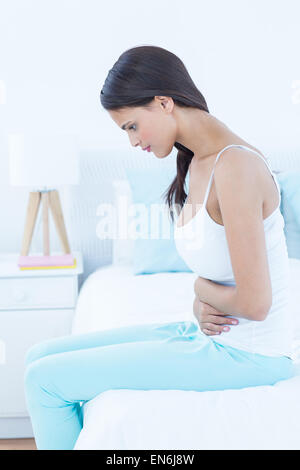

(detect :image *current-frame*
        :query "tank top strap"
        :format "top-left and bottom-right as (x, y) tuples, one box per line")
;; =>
(230, 144), (281, 205)
(202, 144), (281, 208)
(202, 144), (240, 207)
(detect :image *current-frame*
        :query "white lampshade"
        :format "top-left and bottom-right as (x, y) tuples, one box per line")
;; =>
(8, 132), (80, 189)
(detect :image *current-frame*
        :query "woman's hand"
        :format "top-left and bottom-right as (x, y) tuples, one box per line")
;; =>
(193, 295), (239, 336)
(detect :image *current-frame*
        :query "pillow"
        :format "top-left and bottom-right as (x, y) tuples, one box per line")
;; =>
(123, 166), (192, 275)
(277, 171), (300, 259)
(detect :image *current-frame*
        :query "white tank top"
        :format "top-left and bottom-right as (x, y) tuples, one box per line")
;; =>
(174, 144), (292, 358)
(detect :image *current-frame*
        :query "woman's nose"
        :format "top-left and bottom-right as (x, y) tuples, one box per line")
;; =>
(130, 137), (140, 148)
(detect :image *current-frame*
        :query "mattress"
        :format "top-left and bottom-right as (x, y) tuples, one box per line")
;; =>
(72, 260), (300, 450)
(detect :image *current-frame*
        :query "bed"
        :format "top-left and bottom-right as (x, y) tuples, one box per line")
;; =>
(66, 147), (300, 450)
(71, 261), (300, 450)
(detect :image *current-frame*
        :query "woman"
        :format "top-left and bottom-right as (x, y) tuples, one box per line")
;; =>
(24, 45), (294, 450)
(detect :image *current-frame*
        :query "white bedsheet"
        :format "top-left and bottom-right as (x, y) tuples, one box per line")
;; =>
(71, 266), (198, 334)
(72, 260), (300, 450)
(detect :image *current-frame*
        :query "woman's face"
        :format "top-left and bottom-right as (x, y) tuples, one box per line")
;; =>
(108, 96), (177, 158)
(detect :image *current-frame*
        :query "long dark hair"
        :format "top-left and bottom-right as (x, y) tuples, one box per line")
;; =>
(100, 45), (209, 223)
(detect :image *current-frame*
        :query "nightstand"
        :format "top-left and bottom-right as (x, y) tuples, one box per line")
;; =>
(0, 251), (83, 438)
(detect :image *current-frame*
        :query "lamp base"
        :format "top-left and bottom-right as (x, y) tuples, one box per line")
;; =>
(20, 189), (71, 260)
(18, 254), (76, 270)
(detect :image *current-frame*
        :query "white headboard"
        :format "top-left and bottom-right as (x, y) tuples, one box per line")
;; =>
(66, 146), (300, 290)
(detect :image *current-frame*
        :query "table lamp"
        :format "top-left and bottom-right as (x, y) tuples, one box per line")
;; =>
(8, 132), (80, 270)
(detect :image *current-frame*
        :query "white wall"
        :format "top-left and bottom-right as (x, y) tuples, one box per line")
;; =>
(0, 0), (299, 254)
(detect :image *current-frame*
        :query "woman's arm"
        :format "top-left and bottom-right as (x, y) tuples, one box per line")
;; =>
(194, 276), (267, 321)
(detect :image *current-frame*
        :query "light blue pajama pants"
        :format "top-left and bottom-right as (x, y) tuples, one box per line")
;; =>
(24, 320), (294, 450)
